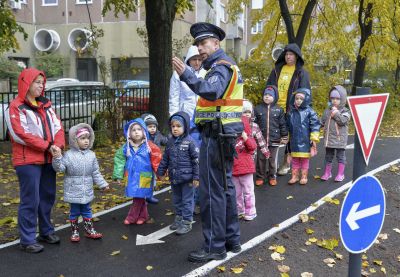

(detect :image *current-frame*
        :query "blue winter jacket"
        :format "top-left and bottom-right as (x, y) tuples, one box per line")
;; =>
(287, 88), (320, 158)
(157, 111), (200, 185)
(113, 118), (156, 198)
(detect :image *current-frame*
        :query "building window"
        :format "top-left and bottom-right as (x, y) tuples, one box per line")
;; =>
(251, 21), (263, 34)
(76, 0), (93, 4)
(219, 3), (226, 23)
(42, 0), (58, 6)
(251, 0), (263, 9)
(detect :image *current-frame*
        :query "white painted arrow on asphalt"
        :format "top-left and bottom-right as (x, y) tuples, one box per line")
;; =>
(136, 221), (195, 245)
(345, 202), (381, 231)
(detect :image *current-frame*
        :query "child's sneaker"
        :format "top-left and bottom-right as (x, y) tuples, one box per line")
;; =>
(244, 214), (257, 221)
(238, 213), (245, 220)
(255, 179), (264, 186)
(170, 215), (182, 230)
(176, 220), (192, 235)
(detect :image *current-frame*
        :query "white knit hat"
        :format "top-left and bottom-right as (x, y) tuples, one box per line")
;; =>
(243, 99), (253, 113)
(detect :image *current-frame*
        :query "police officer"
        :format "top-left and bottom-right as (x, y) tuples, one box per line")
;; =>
(172, 22), (243, 263)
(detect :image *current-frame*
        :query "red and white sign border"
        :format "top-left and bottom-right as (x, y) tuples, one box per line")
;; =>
(347, 93), (389, 165)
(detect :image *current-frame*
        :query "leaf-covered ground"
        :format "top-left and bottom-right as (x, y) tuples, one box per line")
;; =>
(0, 143), (168, 244)
(207, 164), (400, 276)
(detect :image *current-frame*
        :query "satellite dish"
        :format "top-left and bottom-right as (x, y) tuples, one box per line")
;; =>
(271, 47), (284, 61)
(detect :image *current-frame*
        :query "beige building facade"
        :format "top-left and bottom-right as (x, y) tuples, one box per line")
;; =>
(6, 0), (251, 84)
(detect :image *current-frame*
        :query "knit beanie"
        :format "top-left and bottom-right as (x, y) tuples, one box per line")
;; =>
(76, 127), (90, 138)
(242, 99), (253, 113)
(170, 115), (185, 130)
(263, 86), (275, 98)
(143, 114), (158, 127)
(330, 89), (341, 99)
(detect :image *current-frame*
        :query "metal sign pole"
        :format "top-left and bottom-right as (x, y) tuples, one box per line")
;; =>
(349, 86), (370, 277)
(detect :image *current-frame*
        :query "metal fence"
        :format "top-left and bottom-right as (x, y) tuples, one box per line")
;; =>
(0, 87), (150, 141)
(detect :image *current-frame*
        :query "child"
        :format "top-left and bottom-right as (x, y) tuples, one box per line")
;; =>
(320, 85), (351, 182)
(233, 115), (257, 221)
(254, 86), (288, 186)
(157, 111), (199, 235)
(52, 123), (109, 242)
(242, 99), (270, 161)
(142, 113), (168, 147)
(141, 113), (167, 204)
(113, 118), (162, 225)
(287, 88), (320, 185)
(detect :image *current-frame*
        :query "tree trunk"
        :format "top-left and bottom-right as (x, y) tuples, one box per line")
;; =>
(279, 0), (296, 43)
(144, 0), (177, 131)
(395, 59), (400, 92)
(295, 0), (317, 48)
(352, 1), (373, 95)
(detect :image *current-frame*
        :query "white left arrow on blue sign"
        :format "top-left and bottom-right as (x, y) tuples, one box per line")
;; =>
(345, 202), (380, 231)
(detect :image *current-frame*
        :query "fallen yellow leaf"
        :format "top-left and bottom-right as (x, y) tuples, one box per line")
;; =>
(146, 265), (153, 271)
(362, 260), (369, 267)
(393, 228), (400, 234)
(217, 266), (226, 272)
(369, 268), (376, 273)
(308, 237), (318, 243)
(381, 267), (386, 274)
(231, 267), (243, 274)
(373, 260), (383, 266)
(110, 250), (120, 256)
(165, 211), (174, 216)
(301, 273), (313, 277)
(271, 252), (285, 261)
(277, 264), (290, 273)
(335, 253), (343, 260)
(306, 228), (314, 235)
(280, 273), (290, 277)
(2, 203), (11, 206)
(286, 196), (293, 200)
(362, 254), (368, 260)
(275, 245), (286, 254)
(299, 214), (309, 223)
(378, 233), (388, 240)
(121, 235), (128, 240)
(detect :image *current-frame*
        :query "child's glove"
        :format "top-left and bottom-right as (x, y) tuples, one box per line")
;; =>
(280, 136), (289, 145)
(193, 180), (199, 188)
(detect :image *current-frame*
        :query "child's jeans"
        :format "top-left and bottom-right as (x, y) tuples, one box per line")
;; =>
(291, 157), (310, 170)
(70, 203), (92, 220)
(126, 198), (148, 223)
(233, 174), (256, 217)
(172, 182), (194, 222)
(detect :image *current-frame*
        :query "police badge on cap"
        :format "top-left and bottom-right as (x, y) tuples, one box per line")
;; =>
(190, 22), (226, 44)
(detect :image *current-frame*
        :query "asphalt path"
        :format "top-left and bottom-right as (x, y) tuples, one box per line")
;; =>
(0, 136), (398, 277)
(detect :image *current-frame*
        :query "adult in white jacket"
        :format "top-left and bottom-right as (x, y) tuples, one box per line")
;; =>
(169, 45), (206, 119)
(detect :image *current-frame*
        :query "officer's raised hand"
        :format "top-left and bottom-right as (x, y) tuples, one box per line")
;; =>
(172, 57), (186, 76)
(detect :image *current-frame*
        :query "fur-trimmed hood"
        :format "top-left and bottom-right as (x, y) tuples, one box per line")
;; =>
(68, 123), (95, 150)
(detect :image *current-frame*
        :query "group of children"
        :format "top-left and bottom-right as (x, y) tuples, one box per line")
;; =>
(232, 85), (350, 221)
(52, 84), (350, 242)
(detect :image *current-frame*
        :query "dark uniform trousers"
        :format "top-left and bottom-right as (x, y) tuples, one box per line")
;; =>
(199, 128), (241, 253)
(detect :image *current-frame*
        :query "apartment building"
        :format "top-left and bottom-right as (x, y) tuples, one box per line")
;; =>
(6, 0), (250, 84)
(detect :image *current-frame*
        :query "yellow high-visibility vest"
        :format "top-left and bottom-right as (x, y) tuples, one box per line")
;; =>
(195, 60), (243, 125)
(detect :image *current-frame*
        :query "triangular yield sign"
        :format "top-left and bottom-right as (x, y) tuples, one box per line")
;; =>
(347, 93), (389, 165)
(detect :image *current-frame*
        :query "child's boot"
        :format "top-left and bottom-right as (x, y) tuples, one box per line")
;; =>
(83, 218), (103, 239)
(170, 215), (182, 231)
(300, 170), (308, 185)
(176, 220), (192, 235)
(335, 163), (345, 182)
(288, 169), (300, 185)
(321, 163), (332, 181)
(70, 219), (80, 242)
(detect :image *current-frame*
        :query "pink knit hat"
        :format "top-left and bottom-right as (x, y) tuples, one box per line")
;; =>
(76, 127), (90, 138)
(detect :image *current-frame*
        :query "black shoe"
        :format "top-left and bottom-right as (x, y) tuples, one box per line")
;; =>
(20, 243), (44, 253)
(188, 248), (227, 263)
(146, 196), (159, 204)
(226, 243), (241, 253)
(37, 234), (60, 244)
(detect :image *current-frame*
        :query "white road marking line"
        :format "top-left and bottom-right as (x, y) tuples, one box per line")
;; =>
(183, 158), (400, 277)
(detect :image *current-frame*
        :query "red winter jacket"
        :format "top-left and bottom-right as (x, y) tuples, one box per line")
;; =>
(233, 116), (257, 176)
(6, 68), (65, 167)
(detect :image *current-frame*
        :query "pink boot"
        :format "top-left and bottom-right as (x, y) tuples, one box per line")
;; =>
(321, 163), (332, 181)
(335, 163), (345, 182)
